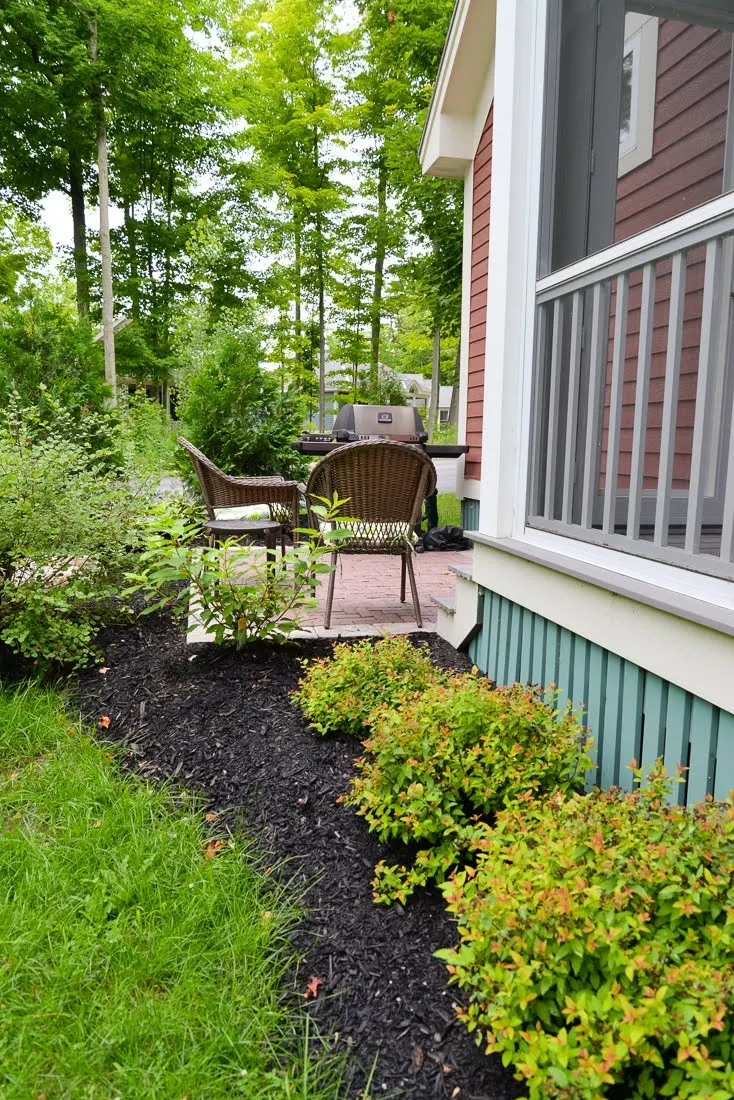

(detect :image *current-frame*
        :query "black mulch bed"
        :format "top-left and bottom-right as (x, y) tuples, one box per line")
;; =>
(74, 614), (526, 1100)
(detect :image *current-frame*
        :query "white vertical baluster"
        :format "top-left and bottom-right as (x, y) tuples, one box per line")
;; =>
(686, 238), (723, 554)
(544, 298), (564, 520)
(561, 291), (583, 523)
(628, 263), (656, 539)
(654, 251), (686, 547)
(581, 283), (607, 529)
(603, 273), (629, 535)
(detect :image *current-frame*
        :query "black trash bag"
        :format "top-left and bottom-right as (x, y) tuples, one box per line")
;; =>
(416, 525), (472, 552)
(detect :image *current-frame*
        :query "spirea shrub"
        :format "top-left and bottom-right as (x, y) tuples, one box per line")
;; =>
(292, 634), (445, 737)
(438, 764), (734, 1100)
(344, 677), (591, 903)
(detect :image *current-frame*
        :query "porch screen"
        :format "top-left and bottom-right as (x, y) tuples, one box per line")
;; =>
(529, 0), (734, 579)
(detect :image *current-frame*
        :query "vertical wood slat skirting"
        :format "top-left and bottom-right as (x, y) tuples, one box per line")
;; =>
(468, 585), (734, 805)
(461, 498), (481, 532)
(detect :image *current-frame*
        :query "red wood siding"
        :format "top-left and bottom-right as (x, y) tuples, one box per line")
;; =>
(466, 104), (493, 482)
(605, 21), (731, 489)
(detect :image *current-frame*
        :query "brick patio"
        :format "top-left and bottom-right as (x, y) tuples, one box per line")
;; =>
(187, 549), (471, 642)
(295, 549), (471, 637)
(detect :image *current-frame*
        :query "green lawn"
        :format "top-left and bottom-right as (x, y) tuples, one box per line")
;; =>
(436, 492), (462, 527)
(0, 684), (341, 1099)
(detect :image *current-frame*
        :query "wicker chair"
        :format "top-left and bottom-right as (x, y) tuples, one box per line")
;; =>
(306, 439), (437, 629)
(178, 437), (302, 542)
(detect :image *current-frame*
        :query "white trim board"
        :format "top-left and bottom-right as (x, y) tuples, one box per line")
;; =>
(479, 0), (548, 539)
(470, 539), (734, 715)
(460, 478), (482, 500)
(420, 0), (497, 177)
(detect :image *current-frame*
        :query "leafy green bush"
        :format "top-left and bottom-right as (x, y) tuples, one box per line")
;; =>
(128, 495), (349, 647)
(0, 403), (147, 668)
(438, 764), (734, 1100)
(0, 286), (108, 416)
(293, 634), (445, 737)
(179, 329), (307, 480)
(117, 388), (178, 479)
(344, 678), (591, 903)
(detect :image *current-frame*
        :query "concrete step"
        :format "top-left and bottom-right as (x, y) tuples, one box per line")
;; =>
(435, 571), (482, 651)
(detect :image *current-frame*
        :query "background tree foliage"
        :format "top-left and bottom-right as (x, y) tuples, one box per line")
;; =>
(0, 0), (461, 435)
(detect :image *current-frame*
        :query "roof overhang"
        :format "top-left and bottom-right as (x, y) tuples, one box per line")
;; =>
(419, 0), (497, 179)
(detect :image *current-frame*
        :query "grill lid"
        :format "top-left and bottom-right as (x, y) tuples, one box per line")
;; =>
(332, 404), (426, 440)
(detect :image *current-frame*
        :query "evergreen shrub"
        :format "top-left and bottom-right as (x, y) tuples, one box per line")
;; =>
(439, 765), (734, 1099)
(179, 331), (307, 480)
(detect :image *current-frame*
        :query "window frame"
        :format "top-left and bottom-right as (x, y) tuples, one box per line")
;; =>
(618, 13), (659, 177)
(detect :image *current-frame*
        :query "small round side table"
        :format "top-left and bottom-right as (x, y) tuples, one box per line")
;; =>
(203, 518), (284, 562)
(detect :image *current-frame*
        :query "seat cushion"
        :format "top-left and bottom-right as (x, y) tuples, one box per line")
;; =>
(214, 504), (271, 522)
(325, 520), (416, 552)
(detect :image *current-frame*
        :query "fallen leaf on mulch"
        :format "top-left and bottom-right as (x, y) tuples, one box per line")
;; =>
(204, 839), (225, 859)
(303, 976), (324, 999)
(99, 667), (110, 675)
(205, 811), (218, 823)
(411, 1046), (425, 1072)
(98, 715), (111, 729)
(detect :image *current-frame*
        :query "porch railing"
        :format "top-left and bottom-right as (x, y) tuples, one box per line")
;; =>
(528, 197), (734, 580)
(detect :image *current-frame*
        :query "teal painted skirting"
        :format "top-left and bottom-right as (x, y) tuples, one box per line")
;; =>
(468, 587), (734, 805)
(461, 497), (480, 531)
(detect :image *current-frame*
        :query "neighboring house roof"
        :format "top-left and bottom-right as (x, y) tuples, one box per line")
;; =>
(419, 0), (496, 178)
(399, 372), (431, 395)
(398, 373), (453, 409)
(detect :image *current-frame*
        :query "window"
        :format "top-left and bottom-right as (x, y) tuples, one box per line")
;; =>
(618, 14), (658, 177)
(540, 2), (732, 274)
(439, 408), (449, 424)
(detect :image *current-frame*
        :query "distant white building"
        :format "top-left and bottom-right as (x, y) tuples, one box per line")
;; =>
(397, 373), (453, 426)
(304, 362), (454, 431)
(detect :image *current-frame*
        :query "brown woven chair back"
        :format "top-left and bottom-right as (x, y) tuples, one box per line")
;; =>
(306, 439), (436, 543)
(178, 437), (300, 532)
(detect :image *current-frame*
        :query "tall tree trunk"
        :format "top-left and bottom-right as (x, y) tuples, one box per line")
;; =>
(294, 212), (302, 365)
(90, 20), (116, 405)
(428, 322), (440, 442)
(317, 228), (326, 433)
(162, 161), (175, 358)
(370, 155), (387, 393)
(68, 143), (90, 317)
(123, 202), (140, 320)
(448, 338), (460, 427)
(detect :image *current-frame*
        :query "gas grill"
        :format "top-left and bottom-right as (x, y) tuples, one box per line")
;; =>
(293, 404), (468, 530)
(294, 404), (468, 459)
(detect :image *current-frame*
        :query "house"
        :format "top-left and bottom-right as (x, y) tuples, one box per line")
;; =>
(314, 363), (454, 430)
(420, 0), (734, 803)
(398, 373), (454, 426)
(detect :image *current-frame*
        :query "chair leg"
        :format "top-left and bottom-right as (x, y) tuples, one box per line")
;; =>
(400, 555), (406, 602)
(324, 551), (338, 630)
(405, 551), (422, 628)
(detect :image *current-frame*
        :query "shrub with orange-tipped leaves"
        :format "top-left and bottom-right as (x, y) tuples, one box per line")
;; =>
(293, 634), (447, 738)
(344, 676), (591, 903)
(438, 763), (734, 1099)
